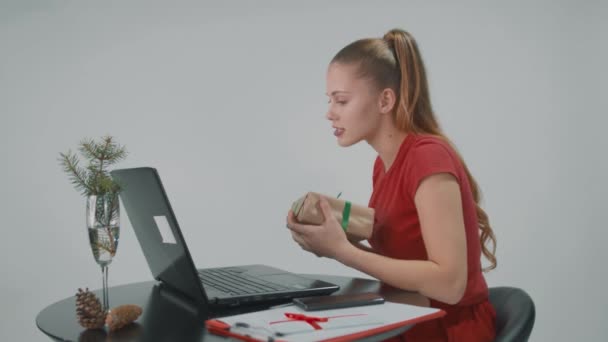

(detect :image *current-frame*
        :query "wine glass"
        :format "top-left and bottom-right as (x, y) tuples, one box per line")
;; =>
(86, 193), (120, 312)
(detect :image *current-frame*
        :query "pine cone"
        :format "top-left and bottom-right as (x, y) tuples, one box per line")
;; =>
(75, 288), (107, 329)
(105, 304), (142, 332)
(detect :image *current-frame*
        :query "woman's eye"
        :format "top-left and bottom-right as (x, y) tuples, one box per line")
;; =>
(327, 99), (347, 105)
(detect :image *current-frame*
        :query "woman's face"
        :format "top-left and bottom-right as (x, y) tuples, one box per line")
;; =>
(325, 62), (382, 147)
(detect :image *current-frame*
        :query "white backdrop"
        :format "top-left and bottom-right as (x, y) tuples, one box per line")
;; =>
(1, 1), (606, 341)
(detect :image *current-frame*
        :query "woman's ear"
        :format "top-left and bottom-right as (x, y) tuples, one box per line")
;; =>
(378, 88), (397, 114)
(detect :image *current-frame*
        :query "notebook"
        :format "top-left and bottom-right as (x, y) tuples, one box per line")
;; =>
(206, 301), (445, 341)
(111, 167), (340, 308)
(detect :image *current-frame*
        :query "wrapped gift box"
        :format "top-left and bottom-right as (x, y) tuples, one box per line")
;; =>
(291, 192), (374, 241)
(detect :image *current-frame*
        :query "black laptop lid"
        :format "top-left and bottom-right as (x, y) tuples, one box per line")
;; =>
(110, 167), (208, 305)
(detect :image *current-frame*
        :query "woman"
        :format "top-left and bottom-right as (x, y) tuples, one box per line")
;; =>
(286, 28), (497, 341)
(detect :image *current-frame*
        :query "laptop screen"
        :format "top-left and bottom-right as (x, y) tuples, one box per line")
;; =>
(111, 167), (208, 305)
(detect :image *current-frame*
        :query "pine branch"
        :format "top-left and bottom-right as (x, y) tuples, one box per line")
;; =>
(85, 165), (100, 194)
(95, 138), (110, 192)
(97, 174), (119, 195)
(99, 136), (127, 166)
(78, 138), (101, 163)
(60, 136), (127, 197)
(104, 147), (127, 165)
(80, 136), (127, 169)
(58, 151), (96, 196)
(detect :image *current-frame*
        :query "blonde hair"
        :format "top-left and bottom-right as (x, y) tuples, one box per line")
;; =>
(331, 29), (497, 271)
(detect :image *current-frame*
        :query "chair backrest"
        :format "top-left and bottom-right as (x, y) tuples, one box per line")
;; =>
(489, 286), (535, 342)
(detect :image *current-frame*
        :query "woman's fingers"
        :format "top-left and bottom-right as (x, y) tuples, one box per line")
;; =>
(286, 213), (316, 236)
(291, 231), (309, 250)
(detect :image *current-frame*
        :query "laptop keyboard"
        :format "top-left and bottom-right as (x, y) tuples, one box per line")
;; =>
(198, 268), (289, 296)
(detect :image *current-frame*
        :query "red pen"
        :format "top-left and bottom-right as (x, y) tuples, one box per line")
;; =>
(206, 319), (286, 342)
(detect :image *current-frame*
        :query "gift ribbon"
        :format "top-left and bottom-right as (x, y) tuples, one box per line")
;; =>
(283, 313), (327, 330)
(270, 312), (367, 330)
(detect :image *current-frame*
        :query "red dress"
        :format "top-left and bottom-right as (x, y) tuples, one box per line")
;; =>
(368, 134), (496, 342)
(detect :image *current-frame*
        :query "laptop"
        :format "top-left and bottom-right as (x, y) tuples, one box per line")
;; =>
(110, 167), (339, 308)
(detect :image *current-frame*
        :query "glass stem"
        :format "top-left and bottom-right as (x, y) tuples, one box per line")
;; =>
(101, 265), (109, 312)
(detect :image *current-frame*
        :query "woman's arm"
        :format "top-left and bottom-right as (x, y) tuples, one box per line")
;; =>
(350, 241), (376, 253)
(335, 173), (468, 305)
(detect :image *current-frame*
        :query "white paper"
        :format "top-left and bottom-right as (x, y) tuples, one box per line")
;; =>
(214, 301), (442, 342)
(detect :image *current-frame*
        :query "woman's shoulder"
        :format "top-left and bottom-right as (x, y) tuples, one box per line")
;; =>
(406, 134), (459, 162)
(403, 134), (464, 189)
(410, 133), (453, 150)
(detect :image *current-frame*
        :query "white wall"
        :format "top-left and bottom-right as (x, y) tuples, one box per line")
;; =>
(1, 1), (606, 341)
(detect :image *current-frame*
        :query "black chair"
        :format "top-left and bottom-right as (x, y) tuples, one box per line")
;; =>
(489, 287), (535, 342)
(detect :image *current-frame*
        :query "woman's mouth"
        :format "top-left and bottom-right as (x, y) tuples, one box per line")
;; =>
(334, 128), (345, 137)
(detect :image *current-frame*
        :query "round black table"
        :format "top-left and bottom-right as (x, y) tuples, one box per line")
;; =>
(36, 274), (428, 341)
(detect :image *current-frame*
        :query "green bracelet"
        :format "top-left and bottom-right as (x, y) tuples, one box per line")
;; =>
(341, 201), (351, 232)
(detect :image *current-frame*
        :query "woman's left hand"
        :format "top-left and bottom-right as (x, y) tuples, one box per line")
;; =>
(286, 196), (352, 260)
